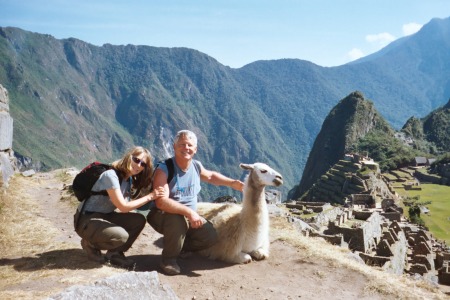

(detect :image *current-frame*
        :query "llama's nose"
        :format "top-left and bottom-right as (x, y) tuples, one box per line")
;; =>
(274, 175), (283, 186)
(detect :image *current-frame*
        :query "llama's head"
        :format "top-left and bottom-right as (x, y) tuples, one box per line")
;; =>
(240, 163), (283, 187)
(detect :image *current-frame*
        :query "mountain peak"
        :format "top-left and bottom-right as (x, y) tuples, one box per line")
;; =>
(291, 91), (391, 198)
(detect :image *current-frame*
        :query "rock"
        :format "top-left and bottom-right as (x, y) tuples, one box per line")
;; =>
(48, 271), (178, 300)
(0, 84), (16, 188)
(22, 170), (36, 177)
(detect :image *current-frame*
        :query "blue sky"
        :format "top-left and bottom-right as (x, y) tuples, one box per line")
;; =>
(1, 0), (449, 68)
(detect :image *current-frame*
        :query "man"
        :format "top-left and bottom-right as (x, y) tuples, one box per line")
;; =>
(148, 130), (244, 275)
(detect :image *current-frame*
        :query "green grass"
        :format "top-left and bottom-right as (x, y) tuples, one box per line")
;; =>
(400, 184), (450, 244)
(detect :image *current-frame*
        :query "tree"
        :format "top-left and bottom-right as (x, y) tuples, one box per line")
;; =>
(404, 196), (431, 227)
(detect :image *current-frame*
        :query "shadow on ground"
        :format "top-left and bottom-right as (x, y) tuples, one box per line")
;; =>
(0, 249), (103, 271)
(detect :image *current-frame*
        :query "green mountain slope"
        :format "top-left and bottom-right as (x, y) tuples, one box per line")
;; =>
(422, 99), (450, 152)
(0, 17), (449, 200)
(402, 99), (450, 154)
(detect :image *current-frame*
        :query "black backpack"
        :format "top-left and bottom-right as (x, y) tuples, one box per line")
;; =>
(72, 162), (122, 202)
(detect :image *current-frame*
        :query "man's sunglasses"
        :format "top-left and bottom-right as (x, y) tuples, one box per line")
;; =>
(132, 156), (148, 168)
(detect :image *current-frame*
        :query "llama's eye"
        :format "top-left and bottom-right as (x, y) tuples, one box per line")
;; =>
(260, 170), (267, 173)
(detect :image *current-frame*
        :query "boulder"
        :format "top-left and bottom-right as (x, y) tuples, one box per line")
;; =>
(49, 271), (178, 300)
(0, 84), (16, 188)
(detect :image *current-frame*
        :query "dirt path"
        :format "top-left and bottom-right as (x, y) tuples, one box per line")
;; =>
(1, 170), (446, 300)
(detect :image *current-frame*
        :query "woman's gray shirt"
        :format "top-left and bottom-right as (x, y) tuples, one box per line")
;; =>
(77, 169), (131, 213)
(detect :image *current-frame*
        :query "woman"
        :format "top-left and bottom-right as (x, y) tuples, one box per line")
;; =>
(74, 146), (164, 269)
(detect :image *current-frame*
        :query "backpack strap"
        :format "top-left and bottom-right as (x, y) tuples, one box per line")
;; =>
(164, 158), (201, 183)
(165, 158), (175, 184)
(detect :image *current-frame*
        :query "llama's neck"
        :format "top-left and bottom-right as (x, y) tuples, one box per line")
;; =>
(241, 185), (268, 232)
(241, 176), (267, 216)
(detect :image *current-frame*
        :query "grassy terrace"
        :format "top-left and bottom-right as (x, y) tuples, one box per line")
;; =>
(382, 173), (398, 181)
(398, 184), (450, 244)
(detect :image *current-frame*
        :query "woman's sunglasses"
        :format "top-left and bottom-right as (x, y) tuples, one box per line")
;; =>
(132, 156), (147, 168)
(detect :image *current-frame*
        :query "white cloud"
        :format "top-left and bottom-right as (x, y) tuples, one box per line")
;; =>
(347, 48), (364, 61)
(348, 22), (422, 64)
(402, 22), (422, 36)
(365, 32), (396, 47)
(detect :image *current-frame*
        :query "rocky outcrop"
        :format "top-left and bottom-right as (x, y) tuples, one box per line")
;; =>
(49, 271), (178, 300)
(0, 84), (16, 188)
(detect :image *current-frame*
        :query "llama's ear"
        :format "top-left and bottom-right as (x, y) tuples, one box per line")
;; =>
(240, 163), (253, 171)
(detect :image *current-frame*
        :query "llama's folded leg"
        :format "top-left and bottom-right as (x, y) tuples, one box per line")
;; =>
(234, 252), (252, 264)
(249, 248), (269, 261)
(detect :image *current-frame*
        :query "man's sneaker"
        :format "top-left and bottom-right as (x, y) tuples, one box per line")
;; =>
(105, 251), (135, 270)
(160, 259), (180, 275)
(81, 239), (104, 263)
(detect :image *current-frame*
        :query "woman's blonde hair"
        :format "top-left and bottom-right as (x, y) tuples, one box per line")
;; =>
(112, 146), (153, 198)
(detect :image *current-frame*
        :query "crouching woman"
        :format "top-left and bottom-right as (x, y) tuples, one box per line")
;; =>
(73, 146), (164, 269)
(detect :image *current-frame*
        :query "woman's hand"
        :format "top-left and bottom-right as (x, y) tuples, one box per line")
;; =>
(150, 186), (165, 201)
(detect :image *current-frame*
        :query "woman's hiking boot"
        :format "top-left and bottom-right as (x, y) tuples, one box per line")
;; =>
(105, 250), (135, 270)
(81, 239), (104, 263)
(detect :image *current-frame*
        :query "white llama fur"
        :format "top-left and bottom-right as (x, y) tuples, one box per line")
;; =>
(197, 162), (283, 264)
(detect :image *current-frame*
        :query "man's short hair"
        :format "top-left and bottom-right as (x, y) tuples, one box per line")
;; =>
(174, 130), (198, 146)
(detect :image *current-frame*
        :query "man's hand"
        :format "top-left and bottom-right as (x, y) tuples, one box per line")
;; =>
(231, 180), (244, 192)
(187, 210), (205, 229)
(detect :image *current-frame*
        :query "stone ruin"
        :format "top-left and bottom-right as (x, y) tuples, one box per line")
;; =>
(285, 198), (450, 285)
(301, 155), (398, 207)
(0, 84), (16, 188)
(285, 153), (450, 286)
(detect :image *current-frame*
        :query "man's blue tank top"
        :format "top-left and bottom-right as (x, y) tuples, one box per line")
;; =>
(158, 158), (202, 211)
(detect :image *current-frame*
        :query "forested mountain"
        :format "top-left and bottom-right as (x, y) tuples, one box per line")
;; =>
(0, 17), (449, 200)
(402, 99), (450, 153)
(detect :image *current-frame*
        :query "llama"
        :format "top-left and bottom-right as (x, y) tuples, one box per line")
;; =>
(197, 162), (283, 264)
